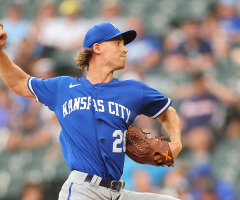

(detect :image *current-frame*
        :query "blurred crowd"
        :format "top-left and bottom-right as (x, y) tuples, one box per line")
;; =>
(1, 0), (240, 199)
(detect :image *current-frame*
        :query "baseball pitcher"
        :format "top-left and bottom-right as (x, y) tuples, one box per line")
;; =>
(0, 22), (182, 200)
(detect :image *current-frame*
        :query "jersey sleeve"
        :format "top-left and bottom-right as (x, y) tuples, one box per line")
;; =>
(139, 82), (172, 119)
(28, 76), (59, 111)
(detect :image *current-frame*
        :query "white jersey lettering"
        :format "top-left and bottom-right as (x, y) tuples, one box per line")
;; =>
(68, 99), (73, 113)
(73, 97), (81, 111)
(62, 98), (131, 122)
(80, 97), (87, 109)
(63, 101), (68, 118)
(108, 101), (115, 115)
(98, 100), (105, 112)
(93, 99), (98, 111)
(119, 104), (125, 119)
(86, 97), (91, 110)
(126, 108), (131, 123)
(115, 103), (119, 116)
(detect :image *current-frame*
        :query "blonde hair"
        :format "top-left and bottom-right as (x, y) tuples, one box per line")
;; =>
(74, 48), (93, 70)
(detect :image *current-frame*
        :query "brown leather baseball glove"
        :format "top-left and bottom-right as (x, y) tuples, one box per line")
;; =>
(126, 124), (174, 167)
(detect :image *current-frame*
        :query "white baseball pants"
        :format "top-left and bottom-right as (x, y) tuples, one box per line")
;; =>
(58, 170), (180, 200)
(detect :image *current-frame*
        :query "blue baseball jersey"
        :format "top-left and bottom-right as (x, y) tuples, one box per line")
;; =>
(28, 76), (172, 181)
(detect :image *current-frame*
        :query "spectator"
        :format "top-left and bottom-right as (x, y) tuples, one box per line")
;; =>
(132, 169), (159, 193)
(188, 164), (238, 200)
(93, 0), (127, 31)
(14, 38), (34, 74)
(212, 116), (240, 194)
(29, 0), (57, 43)
(29, 57), (57, 79)
(181, 126), (214, 167)
(215, 0), (240, 44)
(28, 1), (58, 58)
(122, 156), (170, 191)
(173, 74), (223, 134)
(36, 0), (89, 51)
(162, 161), (193, 200)
(171, 72), (237, 134)
(163, 19), (215, 72)
(0, 86), (12, 151)
(134, 115), (162, 137)
(120, 15), (162, 80)
(227, 44), (240, 96)
(6, 105), (61, 151)
(0, 85), (12, 129)
(200, 0), (240, 61)
(1, 5), (30, 60)
(21, 182), (44, 200)
(200, 14), (229, 60)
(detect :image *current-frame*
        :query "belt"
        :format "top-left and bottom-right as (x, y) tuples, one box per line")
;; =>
(84, 174), (125, 192)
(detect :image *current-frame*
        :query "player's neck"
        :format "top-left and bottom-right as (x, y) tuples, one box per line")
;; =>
(86, 67), (114, 84)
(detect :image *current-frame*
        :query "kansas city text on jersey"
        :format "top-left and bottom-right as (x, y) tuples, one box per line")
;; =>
(62, 96), (131, 123)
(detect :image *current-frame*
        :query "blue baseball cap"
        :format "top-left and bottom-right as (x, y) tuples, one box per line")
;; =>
(83, 22), (137, 49)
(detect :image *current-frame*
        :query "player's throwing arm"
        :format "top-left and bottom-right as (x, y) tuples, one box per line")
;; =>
(0, 23), (34, 98)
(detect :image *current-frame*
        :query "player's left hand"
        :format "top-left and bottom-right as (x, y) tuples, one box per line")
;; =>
(153, 154), (163, 164)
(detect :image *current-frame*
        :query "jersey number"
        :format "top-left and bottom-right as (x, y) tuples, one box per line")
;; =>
(112, 130), (127, 153)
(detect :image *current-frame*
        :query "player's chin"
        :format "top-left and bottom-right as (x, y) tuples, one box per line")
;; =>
(116, 64), (125, 70)
(115, 62), (125, 70)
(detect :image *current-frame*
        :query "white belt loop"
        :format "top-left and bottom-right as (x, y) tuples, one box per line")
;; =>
(94, 176), (102, 189)
(90, 175), (98, 187)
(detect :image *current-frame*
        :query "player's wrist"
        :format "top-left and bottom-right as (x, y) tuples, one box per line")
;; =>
(169, 141), (182, 159)
(169, 141), (182, 151)
(174, 141), (182, 148)
(170, 137), (181, 143)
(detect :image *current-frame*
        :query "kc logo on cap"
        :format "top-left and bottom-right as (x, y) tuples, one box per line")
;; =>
(83, 22), (137, 49)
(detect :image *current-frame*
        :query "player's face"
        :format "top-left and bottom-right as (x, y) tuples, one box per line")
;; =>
(99, 35), (128, 71)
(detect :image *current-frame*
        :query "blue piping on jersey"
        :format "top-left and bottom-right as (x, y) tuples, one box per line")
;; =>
(67, 182), (73, 200)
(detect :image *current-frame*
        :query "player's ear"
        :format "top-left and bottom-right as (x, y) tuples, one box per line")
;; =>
(92, 43), (101, 54)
